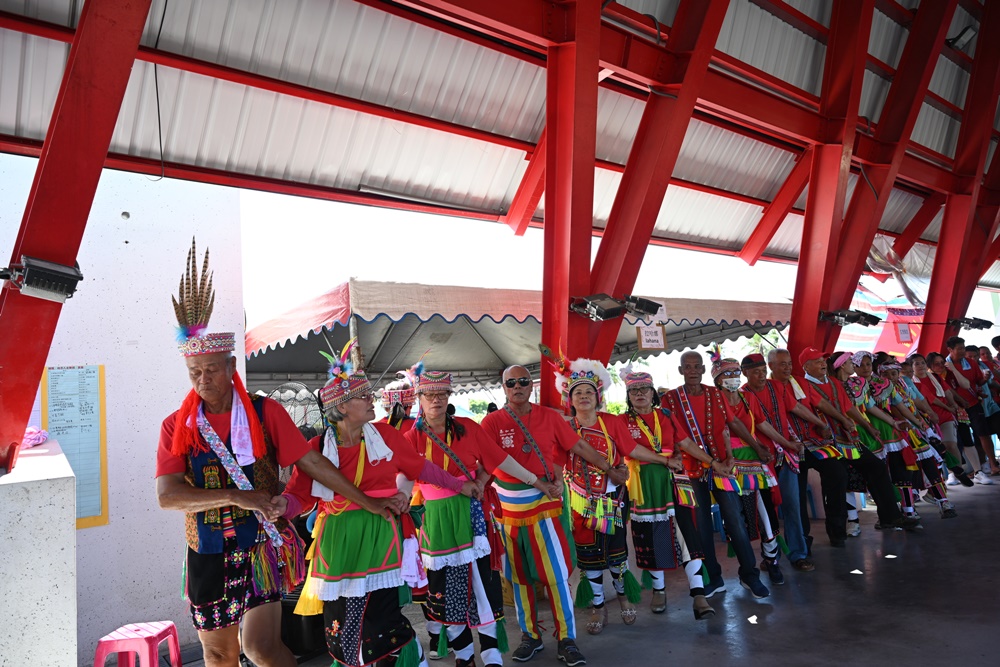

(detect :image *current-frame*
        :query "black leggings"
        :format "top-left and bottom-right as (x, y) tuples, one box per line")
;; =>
(798, 450), (848, 542)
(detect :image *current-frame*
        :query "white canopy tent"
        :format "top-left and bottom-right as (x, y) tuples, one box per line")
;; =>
(245, 279), (791, 394)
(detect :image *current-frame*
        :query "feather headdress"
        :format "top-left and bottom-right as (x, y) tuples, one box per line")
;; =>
(319, 338), (371, 409)
(173, 238), (233, 356)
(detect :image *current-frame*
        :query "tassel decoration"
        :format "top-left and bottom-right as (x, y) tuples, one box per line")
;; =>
(437, 628), (450, 657)
(496, 620), (509, 654)
(396, 639), (420, 667)
(622, 569), (642, 604)
(574, 578), (595, 608)
(777, 535), (790, 555)
(641, 569), (654, 590)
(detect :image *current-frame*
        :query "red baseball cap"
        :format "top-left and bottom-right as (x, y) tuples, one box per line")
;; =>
(798, 346), (828, 367)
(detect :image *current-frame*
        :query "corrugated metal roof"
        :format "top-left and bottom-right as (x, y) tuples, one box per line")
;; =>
(716, 0), (825, 96)
(0, 0), (993, 285)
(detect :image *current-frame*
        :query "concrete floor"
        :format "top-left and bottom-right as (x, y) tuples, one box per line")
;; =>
(184, 479), (1000, 667)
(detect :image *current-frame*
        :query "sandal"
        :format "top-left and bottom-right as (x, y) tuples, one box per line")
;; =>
(650, 589), (667, 614)
(586, 604), (608, 635)
(617, 594), (637, 625)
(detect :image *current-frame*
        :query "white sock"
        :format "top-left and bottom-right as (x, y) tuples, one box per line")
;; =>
(586, 571), (605, 606)
(649, 570), (665, 591)
(684, 560), (703, 591)
(446, 625), (474, 661)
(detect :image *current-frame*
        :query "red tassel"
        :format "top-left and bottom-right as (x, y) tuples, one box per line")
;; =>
(170, 389), (207, 457)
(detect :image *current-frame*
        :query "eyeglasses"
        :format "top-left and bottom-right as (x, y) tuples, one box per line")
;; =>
(504, 378), (532, 388)
(422, 392), (450, 402)
(350, 392), (374, 402)
(627, 387), (652, 395)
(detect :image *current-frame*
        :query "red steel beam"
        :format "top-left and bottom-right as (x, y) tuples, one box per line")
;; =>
(502, 129), (547, 235)
(788, 0), (875, 357)
(922, 0), (1000, 352)
(826, 0), (957, 313)
(539, 0), (601, 408)
(588, 0), (731, 361)
(738, 147), (812, 265)
(892, 193), (946, 259)
(0, 0), (152, 471)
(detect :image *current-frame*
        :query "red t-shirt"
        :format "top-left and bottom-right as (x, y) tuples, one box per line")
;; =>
(945, 356), (985, 407)
(283, 422), (426, 507)
(728, 391), (768, 452)
(618, 410), (688, 458)
(156, 396), (310, 477)
(912, 374), (955, 424)
(480, 405), (579, 483)
(404, 417), (508, 481)
(774, 377), (822, 441)
(743, 380), (798, 442)
(661, 385), (733, 474)
(802, 376), (852, 441)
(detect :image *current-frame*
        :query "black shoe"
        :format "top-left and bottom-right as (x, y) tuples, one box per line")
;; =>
(791, 558), (815, 572)
(455, 659), (475, 667)
(829, 539), (846, 548)
(739, 575), (770, 599)
(557, 639), (586, 666)
(958, 472), (975, 487)
(512, 633), (544, 662)
(703, 577), (727, 598)
(899, 515), (923, 531)
(760, 558), (785, 585)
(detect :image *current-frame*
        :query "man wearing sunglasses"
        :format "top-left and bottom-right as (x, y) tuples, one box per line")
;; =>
(481, 366), (622, 666)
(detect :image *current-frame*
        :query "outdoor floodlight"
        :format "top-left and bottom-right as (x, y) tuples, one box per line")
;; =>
(1, 255), (83, 304)
(571, 294), (627, 322)
(819, 309), (882, 328)
(948, 317), (994, 331)
(624, 295), (661, 319)
(946, 26), (977, 53)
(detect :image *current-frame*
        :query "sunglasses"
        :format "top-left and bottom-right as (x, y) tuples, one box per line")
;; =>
(504, 378), (532, 388)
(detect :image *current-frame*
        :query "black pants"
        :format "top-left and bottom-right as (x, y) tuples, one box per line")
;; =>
(849, 449), (901, 524)
(798, 450), (848, 543)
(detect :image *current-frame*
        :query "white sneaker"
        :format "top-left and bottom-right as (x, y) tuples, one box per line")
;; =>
(939, 500), (957, 518)
(847, 521), (861, 537)
(946, 473), (960, 486)
(974, 471), (995, 485)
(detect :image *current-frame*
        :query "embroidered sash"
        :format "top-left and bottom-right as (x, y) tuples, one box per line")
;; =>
(503, 405), (555, 482)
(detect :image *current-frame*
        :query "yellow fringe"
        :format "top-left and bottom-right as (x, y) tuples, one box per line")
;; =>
(294, 513), (326, 617)
(626, 459), (644, 506)
(411, 486), (424, 506)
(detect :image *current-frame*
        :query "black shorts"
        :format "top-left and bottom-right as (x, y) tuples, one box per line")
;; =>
(966, 404), (991, 441)
(186, 538), (280, 631)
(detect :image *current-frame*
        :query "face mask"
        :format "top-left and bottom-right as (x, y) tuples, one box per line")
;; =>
(721, 378), (742, 392)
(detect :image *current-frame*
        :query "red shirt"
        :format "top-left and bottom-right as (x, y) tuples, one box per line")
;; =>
(802, 376), (851, 441)
(945, 356), (985, 407)
(662, 385), (734, 464)
(283, 422), (426, 506)
(480, 405), (579, 483)
(156, 397), (310, 477)
(744, 380), (797, 439)
(912, 374), (955, 424)
(566, 412), (637, 493)
(618, 410), (688, 458)
(774, 377), (823, 442)
(728, 391), (768, 453)
(404, 417), (508, 481)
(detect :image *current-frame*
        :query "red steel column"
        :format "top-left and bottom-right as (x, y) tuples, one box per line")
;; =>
(587, 0), (730, 362)
(891, 193), (945, 259)
(787, 0), (874, 358)
(0, 0), (152, 469)
(539, 0), (601, 408)
(920, 0), (1000, 353)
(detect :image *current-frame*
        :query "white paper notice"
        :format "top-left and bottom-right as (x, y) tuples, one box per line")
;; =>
(46, 366), (103, 520)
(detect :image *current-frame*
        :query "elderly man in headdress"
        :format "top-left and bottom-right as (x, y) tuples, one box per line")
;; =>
(156, 240), (397, 667)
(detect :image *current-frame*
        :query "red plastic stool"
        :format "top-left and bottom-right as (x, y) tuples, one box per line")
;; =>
(93, 621), (181, 667)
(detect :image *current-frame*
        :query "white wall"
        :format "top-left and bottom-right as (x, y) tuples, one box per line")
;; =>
(0, 153), (244, 665)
